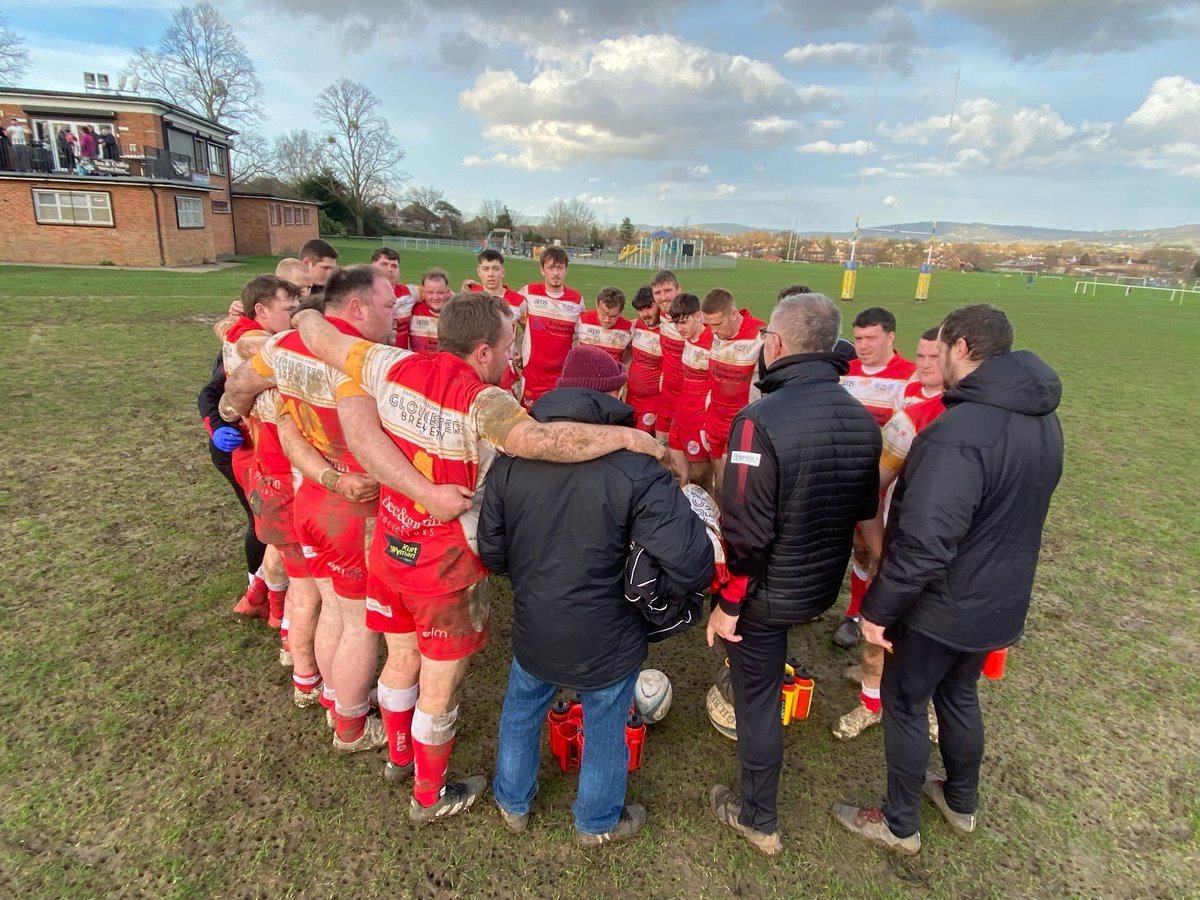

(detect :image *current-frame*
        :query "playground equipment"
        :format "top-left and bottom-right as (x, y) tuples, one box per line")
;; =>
(479, 228), (520, 256)
(616, 232), (707, 270)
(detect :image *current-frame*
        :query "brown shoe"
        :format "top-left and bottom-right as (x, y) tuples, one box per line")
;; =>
(575, 804), (646, 846)
(709, 785), (782, 856)
(922, 772), (976, 834)
(832, 804), (921, 855)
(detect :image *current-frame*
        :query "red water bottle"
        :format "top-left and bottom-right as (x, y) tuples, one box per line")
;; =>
(625, 713), (646, 772)
(780, 674), (798, 725)
(547, 699), (571, 767)
(792, 666), (814, 720)
(982, 648), (1008, 680)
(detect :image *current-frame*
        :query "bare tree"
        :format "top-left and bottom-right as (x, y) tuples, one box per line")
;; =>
(315, 78), (406, 236)
(542, 198), (597, 247)
(273, 129), (325, 185)
(229, 131), (273, 184)
(478, 197), (506, 231)
(406, 185), (445, 211)
(128, 2), (263, 126)
(0, 14), (29, 86)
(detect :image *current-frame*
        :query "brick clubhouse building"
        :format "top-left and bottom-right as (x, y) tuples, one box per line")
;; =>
(0, 88), (318, 267)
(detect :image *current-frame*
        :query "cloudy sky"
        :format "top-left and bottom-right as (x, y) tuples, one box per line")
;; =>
(8, 0), (1199, 232)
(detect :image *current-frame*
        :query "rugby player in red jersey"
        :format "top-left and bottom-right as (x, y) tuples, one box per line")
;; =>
(575, 286), (634, 365)
(291, 291), (667, 824)
(700, 289), (763, 491)
(515, 246), (583, 409)
(464, 249), (525, 392)
(225, 267), (469, 749)
(835, 307), (918, 649)
(625, 285), (663, 434)
(372, 246), (420, 348)
(300, 239), (339, 300)
(408, 268), (453, 354)
(667, 292), (714, 490)
(651, 270), (684, 444)
(834, 334), (945, 742)
(220, 276), (305, 622)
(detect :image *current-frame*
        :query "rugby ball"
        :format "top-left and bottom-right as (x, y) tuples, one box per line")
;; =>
(633, 668), (673, 724)
(706, 684), (737, 741)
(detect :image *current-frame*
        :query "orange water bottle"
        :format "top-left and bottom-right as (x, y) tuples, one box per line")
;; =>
(792, 666), (814, 720)
(625, 713), (646, 772)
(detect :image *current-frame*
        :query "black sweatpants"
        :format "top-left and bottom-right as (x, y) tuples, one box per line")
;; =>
(211, 450), (266, 577)
(881, 626), (988, 837)
(722, 614), (790, 833)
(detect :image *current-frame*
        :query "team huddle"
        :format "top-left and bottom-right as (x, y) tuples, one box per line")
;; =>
(198, 237), (1064, 854)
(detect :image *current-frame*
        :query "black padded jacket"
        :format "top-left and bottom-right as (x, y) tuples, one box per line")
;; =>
(718, 352), (881, 625)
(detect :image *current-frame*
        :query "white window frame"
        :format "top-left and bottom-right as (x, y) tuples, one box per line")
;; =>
(32, 189), (114, 226)
(175, 195), (205, 229)
(207, 143), (226, 176)
(302, 207), (312, 225)
(284, 205), (295, 225)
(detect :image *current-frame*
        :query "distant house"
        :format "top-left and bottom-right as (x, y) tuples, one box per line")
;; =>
(0, 87), (306, 267)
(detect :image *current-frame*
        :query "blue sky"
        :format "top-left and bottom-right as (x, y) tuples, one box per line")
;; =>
(8, 0), (1199, 233)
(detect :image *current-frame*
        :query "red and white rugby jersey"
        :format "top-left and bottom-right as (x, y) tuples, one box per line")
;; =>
(517, 282), (584, 406)
(898, 379), (942, 411)
(674, 326), (714, 427)
(407, 301), (440, 353)
(575, 310), (634, 364)
(253, 318), (376, 516)
(879, 393), (946, 475)
(345, 340), (531, 596)
(393, 283), (420, 349)
(704, 310), (764, 444)
(841, 353), (918, 427)
(246, 387), (291, 479)
(657, 318), (686, 404)
(222, 315), (267, 376)
(626, 321), (663, 403)
(468, 282), (524, 309)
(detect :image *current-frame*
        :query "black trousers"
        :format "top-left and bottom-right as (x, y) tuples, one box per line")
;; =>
(722, 614), (790, 833)
(211, 451), (266, 577)
(881, 626), (988, 837)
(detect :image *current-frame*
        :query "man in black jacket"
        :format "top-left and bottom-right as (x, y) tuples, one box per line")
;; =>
(480, 346), (713, 846)
(706, 293), (881, 856)
(834, 304), (1063, 855)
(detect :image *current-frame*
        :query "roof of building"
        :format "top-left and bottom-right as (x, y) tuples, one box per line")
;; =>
(0, 87), (237, 137)
(231, 191), (322, 205)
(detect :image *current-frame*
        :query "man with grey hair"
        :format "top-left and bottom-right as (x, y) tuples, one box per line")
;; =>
(706, 293), (881, 856)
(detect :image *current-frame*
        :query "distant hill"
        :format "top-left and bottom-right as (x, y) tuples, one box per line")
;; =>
(632, 220), (1200, 248)
(800, 221), (1200, 249)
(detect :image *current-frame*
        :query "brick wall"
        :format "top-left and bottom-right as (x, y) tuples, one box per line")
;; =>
(231, 197), (320, 257)
(0, 176), (218, 267)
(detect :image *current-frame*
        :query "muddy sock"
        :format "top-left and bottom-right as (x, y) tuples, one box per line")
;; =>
(319, 684), (337, 712)
(279, 618), (290, 652)
(378, 682), (418, 767)
(293, 670), (321, 696)
(411, 706), (459, 806)
(334, 700), (371, 743)
(266, 579), (288, 622)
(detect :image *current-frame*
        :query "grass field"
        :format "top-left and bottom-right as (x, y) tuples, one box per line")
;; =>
(1, 241), (1197, 898)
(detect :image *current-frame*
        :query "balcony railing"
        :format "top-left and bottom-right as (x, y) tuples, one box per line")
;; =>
(3, 141), (194, 182)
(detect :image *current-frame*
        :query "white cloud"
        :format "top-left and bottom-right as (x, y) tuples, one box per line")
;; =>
(783, 42), (868, 66)
(882, 194), (900, 207)
(796, 139), (870, 155)
(1123, 75), (1200, 142)
(459, 34), (841, 170)
(577, 192), (615, 206)
(715, 183), (737, 196)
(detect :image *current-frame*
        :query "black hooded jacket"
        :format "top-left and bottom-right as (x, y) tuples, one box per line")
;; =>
(861, 350), (1064, 651)
(719, 352), (881, 625)
(478, 388), (714, 690)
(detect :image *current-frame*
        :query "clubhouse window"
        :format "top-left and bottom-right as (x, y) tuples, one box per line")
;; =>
(32, 189), (114, 226)
(176, 195), (205, 229)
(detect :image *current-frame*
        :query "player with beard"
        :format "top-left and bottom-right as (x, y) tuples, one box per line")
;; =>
(408, 269), (453, 353)
(372, 246), (420, 348)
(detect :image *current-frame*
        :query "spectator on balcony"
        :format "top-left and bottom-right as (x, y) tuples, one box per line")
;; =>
(0, 125), (11, 171)
(79, 125), (99, 160)
(100, 127), (121, 161)
(63, 129), (79, 169)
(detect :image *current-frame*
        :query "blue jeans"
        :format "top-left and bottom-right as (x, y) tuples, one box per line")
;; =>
(493, 657), (638, 835)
